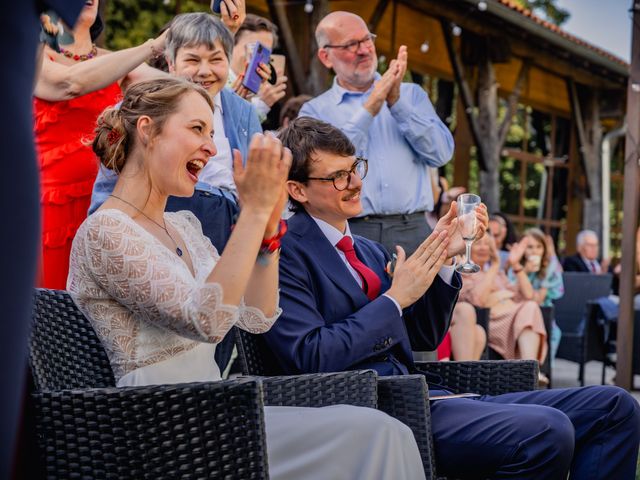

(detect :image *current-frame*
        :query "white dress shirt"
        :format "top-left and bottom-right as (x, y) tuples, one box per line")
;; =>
(581, 255), (602, 273)
(197, 93), (235, 192)
(310, 216), (456, 314)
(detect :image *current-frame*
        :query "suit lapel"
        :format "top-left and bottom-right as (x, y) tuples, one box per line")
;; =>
(289, 213), (370, 303)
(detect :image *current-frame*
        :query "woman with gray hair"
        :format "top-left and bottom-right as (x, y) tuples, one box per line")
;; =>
(90, 12), (261, 219)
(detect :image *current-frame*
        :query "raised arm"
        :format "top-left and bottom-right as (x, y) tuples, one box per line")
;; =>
(34, 31), (168, 102)
(207, 134), (290, 317)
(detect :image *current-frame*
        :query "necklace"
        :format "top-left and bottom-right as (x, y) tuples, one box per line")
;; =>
(59, 44), (97, 61)
(109, 194), (183, 257)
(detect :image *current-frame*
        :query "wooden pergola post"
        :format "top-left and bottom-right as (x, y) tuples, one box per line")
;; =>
(616, 0), (640, 391)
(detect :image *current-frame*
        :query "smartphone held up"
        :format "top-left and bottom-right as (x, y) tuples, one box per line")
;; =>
(242, 41), (272, 94)
(210, 0), (223, 14)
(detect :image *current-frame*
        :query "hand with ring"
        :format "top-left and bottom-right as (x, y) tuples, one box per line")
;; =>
(220, 0), (246, 34)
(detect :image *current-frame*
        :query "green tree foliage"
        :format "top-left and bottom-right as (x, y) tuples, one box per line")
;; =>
(104, 0), (209, 51)
(510, 0), (570, 26)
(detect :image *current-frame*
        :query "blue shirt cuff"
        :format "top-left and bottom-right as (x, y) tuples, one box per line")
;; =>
(351, 105), (375, 133)
(388, 93), (412, 120)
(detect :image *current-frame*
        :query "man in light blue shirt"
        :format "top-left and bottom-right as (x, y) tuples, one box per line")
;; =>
(299, 11), (454, 255)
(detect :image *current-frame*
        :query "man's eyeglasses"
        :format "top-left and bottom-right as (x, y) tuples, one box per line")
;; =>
(306, 158), (368, 191)
(323, 33), (377, 54)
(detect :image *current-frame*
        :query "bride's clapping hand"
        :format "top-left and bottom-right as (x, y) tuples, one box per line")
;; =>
(234, 133), (292, 218)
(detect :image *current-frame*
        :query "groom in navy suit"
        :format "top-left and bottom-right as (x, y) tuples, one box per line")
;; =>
(264, 117), (640, 479)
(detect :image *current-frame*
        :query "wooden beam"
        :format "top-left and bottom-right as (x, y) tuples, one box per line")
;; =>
(567, 78), (592, 199)
(498, 60), (530, 146)
(440, 18), (487, 171)
(266, 0), (307, 95)
(368, 0), (391, 33)
(616, 2), (640, 392)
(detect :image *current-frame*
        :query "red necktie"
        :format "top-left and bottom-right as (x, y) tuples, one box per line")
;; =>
(336, 236), (381, 300)
(590, 261), (597, 273)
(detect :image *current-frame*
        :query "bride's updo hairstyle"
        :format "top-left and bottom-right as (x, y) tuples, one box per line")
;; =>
(92, 77), (213, 173)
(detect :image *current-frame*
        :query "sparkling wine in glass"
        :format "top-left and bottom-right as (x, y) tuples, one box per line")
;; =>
(455, 193), (481, 273)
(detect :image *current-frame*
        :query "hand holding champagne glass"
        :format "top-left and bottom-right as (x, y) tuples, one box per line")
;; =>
(455, 193), (481, 273)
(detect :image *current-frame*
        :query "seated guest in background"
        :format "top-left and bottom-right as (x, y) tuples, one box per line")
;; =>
(34, 0), (169, 289)
(265, 117), (640, 480)
(489, 212), (517, 268)
(436, 301), (486, 361)
(229, 14), (288, 124)
(299, 11), (454, 256)
(508, 228), (564, 308)
(69, 78), (426, 480)
(89, 12), (263, 370)
(461, 234), (548, 377)
(508, 228), (564, 362)
(279, 94), (312, 128)
(563, 229), (610, 274)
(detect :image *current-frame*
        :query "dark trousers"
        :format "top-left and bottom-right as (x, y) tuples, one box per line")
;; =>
(349, 212), (431, 257)
(430, 385), (640, 479)
(166, 188), (239, 371)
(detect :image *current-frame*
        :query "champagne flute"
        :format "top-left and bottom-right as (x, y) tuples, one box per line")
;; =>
(455, 193), (481, 273)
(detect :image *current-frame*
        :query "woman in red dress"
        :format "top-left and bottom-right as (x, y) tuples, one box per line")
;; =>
(33, 0), (167, 288)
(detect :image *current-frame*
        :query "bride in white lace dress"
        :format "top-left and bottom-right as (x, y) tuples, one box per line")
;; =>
(68, 77), (425, 480)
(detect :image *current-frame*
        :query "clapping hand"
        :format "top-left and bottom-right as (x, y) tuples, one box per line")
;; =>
(234, 133), (292, 222)
(363, 47), (407, 117)
(386, 45), (407, 107)
(434, 201), (488, 258)
(386, 230), (449, 308)
(508, 237), (529, 268)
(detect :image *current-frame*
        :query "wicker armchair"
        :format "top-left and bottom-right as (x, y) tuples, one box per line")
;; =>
(30, 289), (381, 479)
(234, 327), (538, 479)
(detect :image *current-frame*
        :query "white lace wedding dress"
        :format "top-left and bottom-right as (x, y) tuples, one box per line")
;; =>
(68, 209), (425, 480)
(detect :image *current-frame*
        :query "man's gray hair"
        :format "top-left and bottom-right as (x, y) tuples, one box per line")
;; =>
(166, 12), (233, 64)
(315, 26), (329, 48)
(576, 229), (598, 248)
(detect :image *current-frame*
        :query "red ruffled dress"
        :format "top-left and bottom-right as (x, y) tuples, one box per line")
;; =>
(34, 82), (122, 289)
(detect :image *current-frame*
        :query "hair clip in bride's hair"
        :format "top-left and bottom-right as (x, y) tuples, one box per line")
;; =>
(107, 127), (122, 145)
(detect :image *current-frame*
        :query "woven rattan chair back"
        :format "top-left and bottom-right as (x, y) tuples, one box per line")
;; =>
(235, 326), (285, 376)
(30, 288), (115, 390)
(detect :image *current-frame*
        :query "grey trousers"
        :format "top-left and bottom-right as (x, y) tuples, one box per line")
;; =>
(349, 212), (432, 257)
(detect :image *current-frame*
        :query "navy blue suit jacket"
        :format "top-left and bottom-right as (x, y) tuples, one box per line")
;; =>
(264, 211), (461, 377)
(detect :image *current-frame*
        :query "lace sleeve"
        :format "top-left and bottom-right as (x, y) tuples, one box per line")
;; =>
(82, 212), (239, 344)
(178, 210), (281, 334)
(237, 295), (282, 333)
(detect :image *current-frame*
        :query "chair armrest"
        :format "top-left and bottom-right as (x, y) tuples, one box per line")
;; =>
(34, 379), (268, 480)
(377, 375), (436, 479)
(414, 360), (538, 395)
(258, 370), (377, 409)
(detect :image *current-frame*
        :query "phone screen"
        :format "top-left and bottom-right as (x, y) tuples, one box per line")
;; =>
(242, 41), (272, 94)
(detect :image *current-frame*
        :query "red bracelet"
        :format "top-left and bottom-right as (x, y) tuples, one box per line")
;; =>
(260, 219), (287, 253)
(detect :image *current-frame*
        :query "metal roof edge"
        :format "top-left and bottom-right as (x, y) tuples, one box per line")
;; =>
(459, 0), (629, 78)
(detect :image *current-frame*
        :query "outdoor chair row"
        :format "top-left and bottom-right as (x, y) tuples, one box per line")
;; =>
(29, 288), (538, 479)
